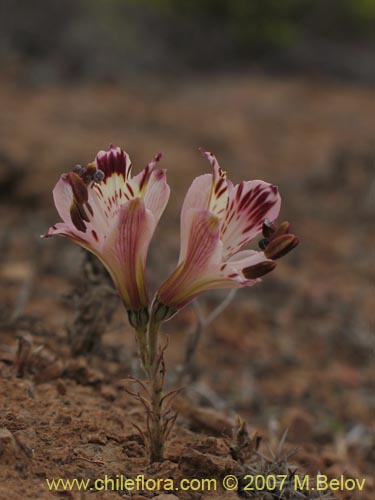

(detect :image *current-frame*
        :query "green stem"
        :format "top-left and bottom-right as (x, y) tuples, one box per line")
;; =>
(133, 312), (166, 462)
(147, 316), (161, 374)
(145, 315), (164, 462)
(135, 326), (147, 372)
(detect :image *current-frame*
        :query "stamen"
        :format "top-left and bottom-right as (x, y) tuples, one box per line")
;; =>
(70, 202), (87, 232)
(81, 164), (97, 184)
(73, 164), (85, 176)
(93, 169), (105, 183)
(264, 234), (299, 260)
(262, 219), (276, 238)
(258, 238), (269, 250)
(243, 260), (276, 279)
(271, 221), (291, 240)
(68, 172), (88, 204)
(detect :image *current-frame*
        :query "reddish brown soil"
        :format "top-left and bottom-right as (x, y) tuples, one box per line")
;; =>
(0, 75), (374, 499)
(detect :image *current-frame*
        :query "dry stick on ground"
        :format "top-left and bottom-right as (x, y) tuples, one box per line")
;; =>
(177, 289), (237, 384)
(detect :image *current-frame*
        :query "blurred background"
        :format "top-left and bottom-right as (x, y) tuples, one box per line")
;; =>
(1, 0), (375, 83)
(0, 0), (374, 490)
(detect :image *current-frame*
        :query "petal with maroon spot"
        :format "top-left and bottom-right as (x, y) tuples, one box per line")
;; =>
(220, 180), (281, 258)
(200, 150), (229, 219)
(95, 144), (132, 180)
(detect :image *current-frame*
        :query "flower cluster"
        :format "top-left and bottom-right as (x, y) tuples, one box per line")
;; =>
(45, 144), (299, 462)
(45, 145), (299, 325)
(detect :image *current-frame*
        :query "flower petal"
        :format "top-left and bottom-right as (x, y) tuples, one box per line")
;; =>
(94, 145), (137, 206)
(95, 144), (132, 180)
(46, 146), (170, 315)
(220, 180), (281, 257)
(179, 174), (212, 262)
(44, 222), (82, 241)
(141, 169), (170, 223)
(52, 174), (75, 224)
(221, 250), (275, 285)
(131, 153), (161, 195)
(200, 149), (229, 218)
(50, 175), (102, 248)
(180, 251), (270, 296)
(103, 198), (155, 310)
(162, 251), (274, 311)
(158, 209), (221, 308)
(179, 151), (229, 263)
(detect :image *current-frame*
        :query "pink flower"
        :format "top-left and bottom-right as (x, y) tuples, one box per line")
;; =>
(154, 150), (298, 320)
(44, 145), (170, 323)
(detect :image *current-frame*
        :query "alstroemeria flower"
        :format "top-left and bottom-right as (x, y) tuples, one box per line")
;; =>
(154, 151), (298, 320)
(44, 145), (170, 324)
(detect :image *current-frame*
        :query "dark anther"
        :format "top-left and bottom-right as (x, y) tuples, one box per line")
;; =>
(262, 219), (276, 238)
(93, 169), (105, 183)
(68, 172), (89, 204)
(258, 238), (269, 250)
(243, 260), (276, 279)
(73, 164), (85, 176)
(264, 234), (299, 260)
(81, 164), (97, 184)
(70, 202), (88, 232)
(271, 221), (291, 239)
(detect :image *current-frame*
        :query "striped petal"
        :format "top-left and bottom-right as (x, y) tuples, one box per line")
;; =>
(220, 180), (281, 258)
(137, 168), (170, 223)
(154, 152), (285, 317)
(154, 248), (276, 318)
(179, 151), (228, 263)
(104, 198), (155, 310)
(95, 144), (132, 180)
(200, 150), (229, 218)
(50, 173), (105, 249)
(157, 209), (221, 309)
(93, 145), (137, 218)
(179, 174), (212, 263)
(219, 250), (275, 286)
